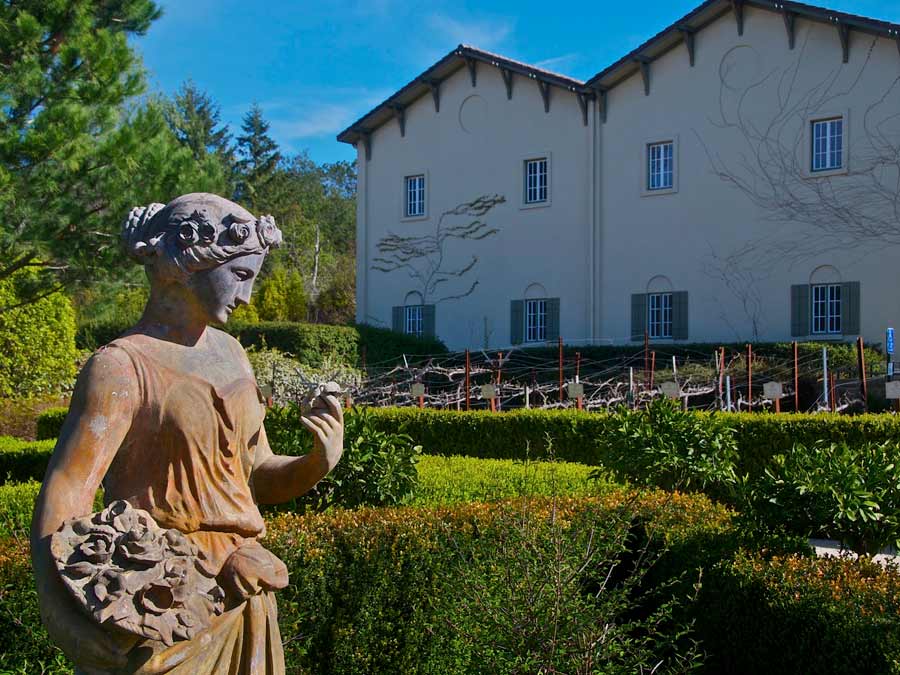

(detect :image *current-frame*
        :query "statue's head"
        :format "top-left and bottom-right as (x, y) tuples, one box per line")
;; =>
(123, 193), (283, 323)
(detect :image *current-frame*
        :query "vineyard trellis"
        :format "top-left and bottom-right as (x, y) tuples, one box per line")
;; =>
(269, 338), (894, 415)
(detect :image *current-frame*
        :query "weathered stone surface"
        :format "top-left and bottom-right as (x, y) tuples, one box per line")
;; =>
(51, 500), (225, 646)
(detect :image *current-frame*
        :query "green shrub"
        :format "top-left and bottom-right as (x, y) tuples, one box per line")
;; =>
(744, 441), (900, 555)
(362, 408), (900, 478)
(2, 491), (897, 674)
(0, 482), (103, 540)
(36, 407), (69, 441)
(0, 481), (40, 539)
(227, 321), (447, 369)
(245, 348), (362, 405)
(695, 551), (900, 675)
(596, 398), (738, 492)
(410, 454), (609, 506)
(0, 437), (54, 484)
(264, 405), (422, 513)
(0, 270), (78, 398)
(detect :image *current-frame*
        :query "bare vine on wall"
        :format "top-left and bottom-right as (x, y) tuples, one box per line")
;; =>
(697, 34), (900, 269)
(371, 194), (505, 304)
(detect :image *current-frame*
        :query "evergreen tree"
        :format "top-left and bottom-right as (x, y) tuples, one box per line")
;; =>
(0, 1), (224, 310)
(166, 80), (233, 162)
(234, 104), (281, 208)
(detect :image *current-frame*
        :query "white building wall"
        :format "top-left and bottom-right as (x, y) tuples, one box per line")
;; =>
(359, 64), (593, 350)
(354, 5), (900, 350)
(598, 6), (900, 346)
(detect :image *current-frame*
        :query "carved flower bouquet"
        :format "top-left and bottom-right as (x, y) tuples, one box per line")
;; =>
(50, 500), (225, 646)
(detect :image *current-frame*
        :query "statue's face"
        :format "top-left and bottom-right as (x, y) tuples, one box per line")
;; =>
(187, 251), (266, 324)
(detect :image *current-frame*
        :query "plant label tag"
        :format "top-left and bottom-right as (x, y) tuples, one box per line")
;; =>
(763, 382), (783, 399)
(567, 382), (584, 398)
(411, 383), (426, 397)
(886, 381), (900, 400)
(660, 381), (680, 399)
(480, 384), (496, 400)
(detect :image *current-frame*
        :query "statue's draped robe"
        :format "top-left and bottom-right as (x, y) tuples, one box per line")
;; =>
(93, 336), (286, 674)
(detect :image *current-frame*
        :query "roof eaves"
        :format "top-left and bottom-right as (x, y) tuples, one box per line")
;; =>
(585, 0), (900, 90)
(337, 44), (588, 146)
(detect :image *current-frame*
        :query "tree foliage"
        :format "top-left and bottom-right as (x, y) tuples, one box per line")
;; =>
(0, 1), (226, 310)
(234, 103), (280, 208)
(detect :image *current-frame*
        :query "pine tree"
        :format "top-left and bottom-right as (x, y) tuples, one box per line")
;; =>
(166, 80), (233, 162)
(0, 1), (225, 310)
(234, 104), (281, 209)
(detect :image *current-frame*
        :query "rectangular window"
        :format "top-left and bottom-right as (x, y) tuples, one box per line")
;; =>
(647, 141), (674, 191)
(648, 292), (673, 339)
(524, 158), (548, 204)
(811, 284), (841, 334)
(405, 174), (425, 217)
(811, 118), (843, 172)
(525, 299), (547, 342)
(404, 304), (423, 336)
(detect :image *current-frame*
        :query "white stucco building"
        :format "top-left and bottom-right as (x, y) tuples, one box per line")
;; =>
(338, 0), (900, 351)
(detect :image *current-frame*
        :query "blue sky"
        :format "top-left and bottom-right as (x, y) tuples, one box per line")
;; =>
(135, 0), (900, 166)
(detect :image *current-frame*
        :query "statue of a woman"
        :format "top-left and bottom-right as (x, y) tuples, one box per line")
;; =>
(31, 193), (344, 674)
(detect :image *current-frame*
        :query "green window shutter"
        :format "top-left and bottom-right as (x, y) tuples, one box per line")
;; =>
(392, 306), (403, 333)
(510, 300), (524, 345)
(546, 298), (561, 341)
(423, 304), (436, 337)
(631, 294), (647, 341)
(672, 291), (689, 340)
(842, 281), (860, 335)
(791, 284), (810, 337)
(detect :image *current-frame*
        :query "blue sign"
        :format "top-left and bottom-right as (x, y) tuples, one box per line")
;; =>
(888, 328), (895, 355)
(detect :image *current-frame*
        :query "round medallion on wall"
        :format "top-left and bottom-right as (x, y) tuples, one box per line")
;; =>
(458, 94), (488, 135)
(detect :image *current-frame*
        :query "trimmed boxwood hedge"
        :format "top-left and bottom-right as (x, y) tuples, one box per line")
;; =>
(0, 437), (54, 484)
(33, 405), (900, 478)
(361, 408), (900, 478)
(76, 320), (447, 369)
(2, 490), (899, 674)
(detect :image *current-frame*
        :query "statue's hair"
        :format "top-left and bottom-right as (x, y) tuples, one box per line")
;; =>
(122, 193), (282, 280)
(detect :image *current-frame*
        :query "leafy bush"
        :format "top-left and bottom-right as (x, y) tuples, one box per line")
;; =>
(0, 398), (68, 440)
(265, 405), (422, 512)
(0, 437), (54, 484)
(245, 347), (362, 405)
(0, 270), (78, 398)
(0, 481), (40, 539)
(36, 407), (69, 441)
(410, 454), (609, 506)
(443, 496), (703, 674)
(3, 491), (898, 674)
(743, 441), (900, 555)
(596, 398), (738, 492)
(363, 407), (900, 479)
(695, 551), (900, 675)
(0, 482), (103, 540)
(0, 456), (601, 543)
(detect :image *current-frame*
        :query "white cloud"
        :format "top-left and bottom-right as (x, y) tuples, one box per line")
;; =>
(534, 53), (580, 74)
(265, 89), (391, 146)
(425, 13), (513, 50)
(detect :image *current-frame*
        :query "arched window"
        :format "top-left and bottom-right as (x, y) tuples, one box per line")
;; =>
(791, 266), (859, 337)
(631, 277), (688, 341)
(510, 283), (560, 345)
(391, 292), (435, 338)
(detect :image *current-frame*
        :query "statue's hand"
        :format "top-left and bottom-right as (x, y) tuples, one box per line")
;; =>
(300, 394), (344, 472)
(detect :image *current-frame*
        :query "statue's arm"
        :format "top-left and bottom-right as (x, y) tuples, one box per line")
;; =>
(251, 396), (344, 505)
(30, 347), (138, 669)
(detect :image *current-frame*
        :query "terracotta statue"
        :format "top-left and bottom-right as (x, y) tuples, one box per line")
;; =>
(31, 193), (344, 674)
